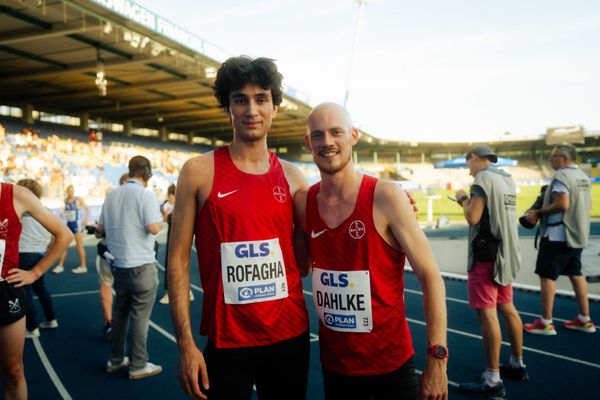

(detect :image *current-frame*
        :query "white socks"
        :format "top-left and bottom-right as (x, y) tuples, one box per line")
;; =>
(578, 314), (590, 323)
(484, 369), (501, 386)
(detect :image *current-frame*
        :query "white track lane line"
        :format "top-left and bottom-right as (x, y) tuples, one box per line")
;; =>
(402, 287), (600, 329)
(303, 288), (600, 369)
(32, 337), (73, 400)
(406, 318), (600, 369)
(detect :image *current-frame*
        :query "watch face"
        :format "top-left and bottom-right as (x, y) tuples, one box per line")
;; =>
(434, 346), (447, 358)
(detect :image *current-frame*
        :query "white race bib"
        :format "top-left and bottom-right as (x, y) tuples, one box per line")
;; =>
(221, 238), (288, 304)
(312, 268), (373, 333)
(65, 210), (77, 222)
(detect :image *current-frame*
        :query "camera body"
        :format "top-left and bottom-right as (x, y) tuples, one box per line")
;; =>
(519, 185), (548, 229)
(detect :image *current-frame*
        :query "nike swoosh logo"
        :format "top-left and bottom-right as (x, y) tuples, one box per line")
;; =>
(311, 229), (328, 239)
(217, 189), (239, 198)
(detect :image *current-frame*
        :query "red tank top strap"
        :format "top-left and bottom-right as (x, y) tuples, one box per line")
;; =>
(0, 183), (21, 278)
(353, 175), (377, 225)
(306, 182), (321, 233)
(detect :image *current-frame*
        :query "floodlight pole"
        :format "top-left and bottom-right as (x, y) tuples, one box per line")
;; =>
(343, 0), (368, 108)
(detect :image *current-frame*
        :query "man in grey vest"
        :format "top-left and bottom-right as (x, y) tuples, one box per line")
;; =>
(96, 155), (164, 379)
(453, 145), (527, 398)
(524, 144), (595, 335)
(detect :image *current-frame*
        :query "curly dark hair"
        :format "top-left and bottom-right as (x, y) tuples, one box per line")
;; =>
(213, 56), (283, 109)
(17, 179), (43, 199)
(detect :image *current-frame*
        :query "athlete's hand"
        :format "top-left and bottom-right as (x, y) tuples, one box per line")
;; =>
(179, 344), (209, 400)
(420, 357), (448, 400)
(5, 268), (40, 287)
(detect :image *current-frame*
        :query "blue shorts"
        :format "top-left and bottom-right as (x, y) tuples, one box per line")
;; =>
(67, 221), (81, 234)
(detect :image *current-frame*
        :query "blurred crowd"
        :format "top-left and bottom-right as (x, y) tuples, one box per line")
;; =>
(0, 123), (200, 200)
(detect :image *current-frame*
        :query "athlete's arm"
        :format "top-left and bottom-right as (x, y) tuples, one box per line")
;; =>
(168, 154), (212, 400)
(78, 196), (90, 226)
(374, 182), (448, 400)
(455, 189), (485, 226)
(282, 160), (311, 276)
(7, 186), (72, 287)
(293, 188), (310, 276)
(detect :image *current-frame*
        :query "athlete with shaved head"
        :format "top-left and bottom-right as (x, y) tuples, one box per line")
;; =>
(297, 102), (448, 400)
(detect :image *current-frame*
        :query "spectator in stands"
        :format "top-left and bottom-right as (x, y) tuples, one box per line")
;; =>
(454, 145), (527, 398)
(524, 144), (595, 335)
(0, 180), (71, 400)
(96, 173), (129, 341)
(17, 179), (59, 338)
(96, 155), (163, 379)
(53, 185), (89, 274)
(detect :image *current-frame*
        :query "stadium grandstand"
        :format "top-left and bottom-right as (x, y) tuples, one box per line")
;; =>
(2, 0), (600, 220)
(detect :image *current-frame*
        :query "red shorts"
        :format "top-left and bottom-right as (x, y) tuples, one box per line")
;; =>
(468, 261), (513, 309)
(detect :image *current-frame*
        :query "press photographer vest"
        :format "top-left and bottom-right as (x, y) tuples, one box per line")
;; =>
(540, 166), (591, 249)
(469, 166), (521, 286)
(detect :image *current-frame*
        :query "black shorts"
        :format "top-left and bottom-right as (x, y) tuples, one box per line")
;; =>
(535, 238), (582, 280)
(323, 358), (419, 400)
(0, 280), (27, 326)
(202, 331), (309, 400)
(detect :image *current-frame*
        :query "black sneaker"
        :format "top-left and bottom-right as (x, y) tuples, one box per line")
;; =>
(458, 378), (506, 398)
(102, 322), (112, 341)
(500, 363), (529, 381)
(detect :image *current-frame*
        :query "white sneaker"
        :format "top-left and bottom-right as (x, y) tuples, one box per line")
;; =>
(71, 266), (88, 274)
(39, 319), (59, 329)
(52, 265), (64, 274)
(26, 328), (40, 338)
(106, 357), (129, 373)
(129, 362), (162, 379)
(158, 294), (169, 304)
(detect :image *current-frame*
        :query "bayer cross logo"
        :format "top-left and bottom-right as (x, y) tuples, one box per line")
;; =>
(348, 220), (366, 239)
(272, 186), (287, 203)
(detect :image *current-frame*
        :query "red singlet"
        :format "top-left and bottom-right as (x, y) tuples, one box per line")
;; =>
(195, 146), (308, 348)
(0, 183), (21, 279)
(307, 175), (414, 375)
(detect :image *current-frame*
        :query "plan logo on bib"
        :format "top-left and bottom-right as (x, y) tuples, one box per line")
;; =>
(238, 282), (277, 301)
(272, 186), (287, 203)
(348, 220), (365, 239)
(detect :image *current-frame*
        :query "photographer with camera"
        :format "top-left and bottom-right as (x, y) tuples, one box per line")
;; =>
(453, 145), (527, 398)
(524, 144), (595, 335)
(96, 156), (163, 379)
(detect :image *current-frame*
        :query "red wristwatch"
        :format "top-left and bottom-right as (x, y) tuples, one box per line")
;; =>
(427, 344), (449, 360)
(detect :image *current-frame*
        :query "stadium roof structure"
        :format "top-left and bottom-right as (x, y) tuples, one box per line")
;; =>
(0, 0), (351, 151)
(2, 0), (599, 163)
